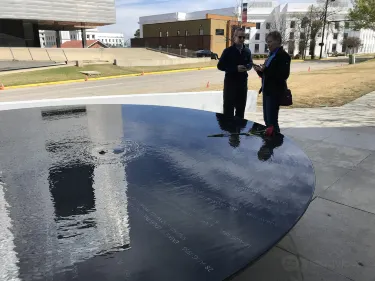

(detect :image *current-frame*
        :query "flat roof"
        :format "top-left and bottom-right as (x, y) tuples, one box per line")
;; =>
(1, 0), (116, 27)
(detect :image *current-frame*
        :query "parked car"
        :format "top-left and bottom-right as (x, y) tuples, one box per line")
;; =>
(195, 50), (219, 60)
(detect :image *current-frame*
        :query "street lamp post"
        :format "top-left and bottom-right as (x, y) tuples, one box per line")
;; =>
(319, 0), (335, 59)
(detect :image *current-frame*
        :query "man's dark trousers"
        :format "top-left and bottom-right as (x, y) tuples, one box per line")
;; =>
(223, 78), (248, 119)
(262, 94), (280, 132)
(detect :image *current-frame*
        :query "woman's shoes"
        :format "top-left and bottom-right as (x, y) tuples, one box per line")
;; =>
(265, 125), (275, 137)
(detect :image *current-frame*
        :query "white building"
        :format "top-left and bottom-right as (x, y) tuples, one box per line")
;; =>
(244, 0), (375, 57)
(39, 29), (125, 48)
(138, 0), (375, 57)
(1, 0), (115, 47)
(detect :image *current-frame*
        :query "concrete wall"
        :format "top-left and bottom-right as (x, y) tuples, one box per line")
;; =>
(0, 91), (258, 114)
(0, 47), (169, 62)
(0, 47), (211, 66)
(0, 0), (115, 25)
(114, 57), (211, 67)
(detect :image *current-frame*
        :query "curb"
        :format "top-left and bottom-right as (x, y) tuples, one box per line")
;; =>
(2, 66), (218, 90)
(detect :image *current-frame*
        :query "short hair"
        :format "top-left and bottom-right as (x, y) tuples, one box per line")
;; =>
(266, 31), (282, 44)
(234, 27), (245, 35)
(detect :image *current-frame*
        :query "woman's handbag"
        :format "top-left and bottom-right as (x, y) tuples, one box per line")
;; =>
(279, 88), (293, 106)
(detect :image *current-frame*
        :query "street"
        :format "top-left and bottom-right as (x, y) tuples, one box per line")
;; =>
(0, 61), (346, 102)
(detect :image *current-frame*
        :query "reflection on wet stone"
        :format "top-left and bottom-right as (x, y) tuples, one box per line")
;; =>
(0, 105), (314, 281)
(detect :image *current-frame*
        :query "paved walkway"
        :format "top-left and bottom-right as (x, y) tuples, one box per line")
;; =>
(236, 92), (375, 281)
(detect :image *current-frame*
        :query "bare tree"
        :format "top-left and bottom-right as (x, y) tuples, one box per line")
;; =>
(292, 1), (342, 59)
(341, 36), (362, 54)
(269, 11), (289, 45)
(294, 12), (313, 59)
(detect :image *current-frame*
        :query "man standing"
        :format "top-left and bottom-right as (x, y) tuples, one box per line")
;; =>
(217, 28), (253, 119)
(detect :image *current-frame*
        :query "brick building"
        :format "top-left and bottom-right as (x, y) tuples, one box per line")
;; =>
(131, 13), (255, 56)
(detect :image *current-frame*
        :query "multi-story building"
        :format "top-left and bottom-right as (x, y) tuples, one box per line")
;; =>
(1, 0), (116, 47)
(69, 29), (125, 48)
(244, 0), (375, 57)
(39, 29), (125, 48)
(136, 0), (375, 57)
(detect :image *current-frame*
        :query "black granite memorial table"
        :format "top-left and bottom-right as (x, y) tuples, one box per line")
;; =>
(0, 104), (315, 281)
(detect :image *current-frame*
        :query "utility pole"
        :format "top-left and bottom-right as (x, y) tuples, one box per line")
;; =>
(319, 0), (335, 59)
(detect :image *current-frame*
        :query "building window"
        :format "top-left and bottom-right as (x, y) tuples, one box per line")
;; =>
(166, 31), (169, 37)
(92, 35), (95, 39)
(245, 33), (250, 40)
(342, 44), (347, 52)
(290, 21), (296, 28)
(255, 33), (260, 40)
(215, 29), (224, 35)
(300, 32), (306, 40)
(255, 44), (259, 53)
(265, 44), (269, 52)
(289, 32), (294, 40)
(266, 22), (271, 29)
(177, 30), (180, 36)
(335, 22), (340, 29)
(256, 23), (261, 29)
(344, 33), (348, 39)
(333, 33), (338, 39)
(345, 21), (350, 29)
(185, 30), (189, 36)
(87, 35), (89, 39)
(199, 28), (204, 35)
(159, 31), (162, 37)
(332, 44), (337, 52)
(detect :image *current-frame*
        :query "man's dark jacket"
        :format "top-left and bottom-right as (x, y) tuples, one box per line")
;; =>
(256, 47), (291, 96)
(217, 44), (253, 79)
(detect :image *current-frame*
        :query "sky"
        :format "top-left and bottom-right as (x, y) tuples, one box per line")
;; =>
(99, 0), (313, 40)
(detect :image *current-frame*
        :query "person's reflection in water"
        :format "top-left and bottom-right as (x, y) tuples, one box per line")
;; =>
(257, 133), (284, 161)
(216, 113), (248, 148)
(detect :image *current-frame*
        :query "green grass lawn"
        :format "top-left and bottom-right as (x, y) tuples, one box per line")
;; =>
(0, 61), (218, 87)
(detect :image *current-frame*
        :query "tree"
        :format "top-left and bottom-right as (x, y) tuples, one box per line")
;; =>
(269, 12), (289, 45)
(294, 13), (314, 59)
(349, 0), (375, 31)
(134, 29), (140, 38)
(341, 36), (362, 54)
(293, 1), (341, 59)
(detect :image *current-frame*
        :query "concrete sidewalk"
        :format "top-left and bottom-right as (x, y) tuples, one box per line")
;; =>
(236, 92), (375, 281)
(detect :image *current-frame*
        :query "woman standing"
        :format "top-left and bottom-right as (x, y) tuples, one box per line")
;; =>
(253, 31), (291, 135)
